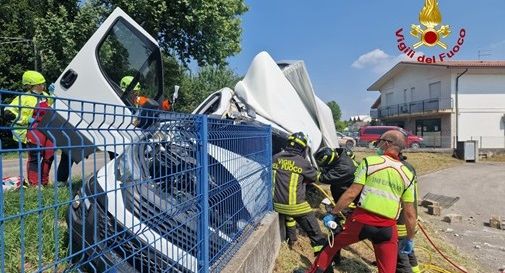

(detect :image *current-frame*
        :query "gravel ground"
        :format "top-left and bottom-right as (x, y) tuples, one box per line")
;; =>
(418, 162), (505, 272)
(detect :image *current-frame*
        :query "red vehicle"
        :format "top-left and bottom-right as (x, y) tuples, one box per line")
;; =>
(358, 126), (423, 149)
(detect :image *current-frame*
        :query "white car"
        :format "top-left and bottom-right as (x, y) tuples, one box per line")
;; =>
(336, 131), (356, 149)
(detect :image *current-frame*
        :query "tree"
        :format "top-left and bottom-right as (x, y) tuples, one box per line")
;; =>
(174, 65), (241, 113)
(103, 0), (248, 66)
(0, 0), (107, 89)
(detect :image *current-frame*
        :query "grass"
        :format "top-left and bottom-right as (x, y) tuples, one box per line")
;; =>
(273, 151), (488, 273)
(1, 180), (81, 273)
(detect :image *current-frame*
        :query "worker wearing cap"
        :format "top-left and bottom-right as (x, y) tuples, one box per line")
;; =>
(273, 132), (326, 254)
(4, 70), (54, 186)
(305, 130), (417, 273)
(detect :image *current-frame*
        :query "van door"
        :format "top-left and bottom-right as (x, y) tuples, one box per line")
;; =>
(42, 8), (163, 160)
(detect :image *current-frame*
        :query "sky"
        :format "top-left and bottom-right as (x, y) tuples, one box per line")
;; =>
(227, 0), (505, 120)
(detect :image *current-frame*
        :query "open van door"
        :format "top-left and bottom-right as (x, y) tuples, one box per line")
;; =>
(43, 8), (164, 160)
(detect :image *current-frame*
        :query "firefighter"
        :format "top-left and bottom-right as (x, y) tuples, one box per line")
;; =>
(314, 147), (358, 203)
(4, 70), (54, 186)
(396, 154), (420, 273)
(120, 76), (171, 110)
(314, 147), (359, 265)
(273, 132), (326, 254)
(305, 130), (417, 273)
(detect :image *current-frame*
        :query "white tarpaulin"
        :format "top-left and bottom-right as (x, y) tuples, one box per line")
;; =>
(234, 52), (323, 152)
(279, 60), (340, 148)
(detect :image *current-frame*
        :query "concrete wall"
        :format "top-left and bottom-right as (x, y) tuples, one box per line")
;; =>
(452, 70), (505, 148)
(221, 212), (281, 273)
(380, 66), (451, 106)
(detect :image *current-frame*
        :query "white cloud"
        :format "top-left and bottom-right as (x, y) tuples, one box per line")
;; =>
(351, 49), (390, 69)
(351, 48), (424, 75)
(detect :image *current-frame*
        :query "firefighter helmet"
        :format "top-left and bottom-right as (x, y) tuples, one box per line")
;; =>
(315, 147), (338, 167)
(287, 132), (308, 151)
(120, 76), (141, 91)
(22, 70), (46, 86)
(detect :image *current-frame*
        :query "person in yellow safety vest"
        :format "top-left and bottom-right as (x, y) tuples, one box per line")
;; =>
(396, 154), (420, 273)
(305, 130), (417, 273)
(3, 70), (55, 186)
(272, 132), (326, 254)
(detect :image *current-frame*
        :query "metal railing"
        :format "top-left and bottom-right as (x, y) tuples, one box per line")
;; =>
(0, 89), (272, 273)
(371, 98), (453, 119)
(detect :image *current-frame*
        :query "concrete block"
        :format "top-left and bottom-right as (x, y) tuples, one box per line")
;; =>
(421, 199), (439, 208)
(427, 205), (441, 216)
(221, 212), (281, 273)
(443, 214), (463, 224)
(489, 216), (502, 229)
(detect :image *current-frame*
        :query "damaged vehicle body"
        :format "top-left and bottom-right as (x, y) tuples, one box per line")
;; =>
(43, 7), (340, 273)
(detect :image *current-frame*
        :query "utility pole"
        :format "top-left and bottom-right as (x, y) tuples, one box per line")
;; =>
(0, 37), (38, 70)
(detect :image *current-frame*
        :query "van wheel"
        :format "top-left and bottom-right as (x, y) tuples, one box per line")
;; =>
(411, 142), (420, 149)
(368, 142), (375, 149)
(346, 140), (355, 149)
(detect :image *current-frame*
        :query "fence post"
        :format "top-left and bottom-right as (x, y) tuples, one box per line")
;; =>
(198, 115), (210, 273)
(266, 126), (273, 211)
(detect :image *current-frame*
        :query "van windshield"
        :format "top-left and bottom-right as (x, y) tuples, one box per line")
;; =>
(97, 19), (163, 106)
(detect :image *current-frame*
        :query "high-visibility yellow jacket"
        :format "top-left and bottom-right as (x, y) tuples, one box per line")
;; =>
(354, 155), (415, 220)
(5, 91), (53, 143)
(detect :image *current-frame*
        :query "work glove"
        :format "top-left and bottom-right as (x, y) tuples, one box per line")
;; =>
(399, 239), (414, 254)
(323, 214), (337, 229)
(48, 83), (55, 94)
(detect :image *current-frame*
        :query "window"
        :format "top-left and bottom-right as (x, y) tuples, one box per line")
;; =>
(385, 92), (393, 106)
(97, 19), (163, 106)
(410, 87), (415, 101)
(429, 81), (441, 99)
(403, 89), (408, 103)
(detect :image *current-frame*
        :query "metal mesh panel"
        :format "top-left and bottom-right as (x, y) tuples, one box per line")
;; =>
(0, 89), (272, 273)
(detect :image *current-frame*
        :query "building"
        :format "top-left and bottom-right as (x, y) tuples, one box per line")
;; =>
(367, 61), (505, 148)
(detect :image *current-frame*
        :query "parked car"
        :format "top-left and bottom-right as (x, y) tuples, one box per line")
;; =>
(358, 126), (423, 149)
(336, 131), (356, 149)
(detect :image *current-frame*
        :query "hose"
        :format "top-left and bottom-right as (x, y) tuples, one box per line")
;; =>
(417, 222), (469, 273)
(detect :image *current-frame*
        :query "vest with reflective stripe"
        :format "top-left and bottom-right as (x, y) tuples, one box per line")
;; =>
(357, 156), (414, 220)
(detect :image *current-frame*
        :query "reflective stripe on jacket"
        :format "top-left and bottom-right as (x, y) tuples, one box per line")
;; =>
(272, 150), (318, 216)
(5, 91), (52, 143)
(354, 155), (415, 220)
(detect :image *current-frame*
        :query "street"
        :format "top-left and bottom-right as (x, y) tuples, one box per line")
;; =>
(419, 162), (505, 271)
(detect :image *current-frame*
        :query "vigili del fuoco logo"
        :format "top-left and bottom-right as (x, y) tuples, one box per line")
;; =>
(395, 0), (466, 63)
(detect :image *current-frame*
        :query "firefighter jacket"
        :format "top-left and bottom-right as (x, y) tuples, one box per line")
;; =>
(272, 150), (318, 216)
(396, 160), (418, 238)
(5, 91), (53, 143)
(318, 150), (358, 200)
(354, 155), (415, 220)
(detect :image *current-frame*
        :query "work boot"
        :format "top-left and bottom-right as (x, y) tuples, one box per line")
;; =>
(288, 239), (297, 249)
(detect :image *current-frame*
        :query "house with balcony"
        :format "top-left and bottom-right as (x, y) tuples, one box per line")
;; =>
(368, 61), (505, 148)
